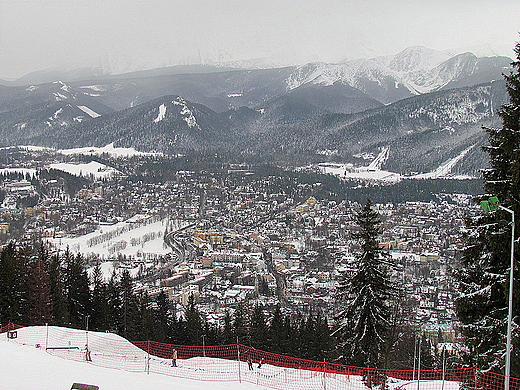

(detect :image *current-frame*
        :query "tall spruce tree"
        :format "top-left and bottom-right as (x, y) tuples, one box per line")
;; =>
(184, 294), (204, 345)
(136, 293), (155, 341)
(154, 290), (172, 343)
(119, 269), (139, 340)
(454, 41), (520, 375)
(0, 244), (29, 325)
(334, 199), (395, 367)
(90, 265), (109, 331)
(105, 270), (122, 332)
(27, 245), (52, 325)
(63, 251), (91, 329)
(249, 305), (268, 350)
(298, 311), (329, 360)
(232, 303), (248, 344)
(266, 306), (285, 354)
(221, 310), (235, 344)
(47, 252), (69, 326)
(308, 311), (333, 361)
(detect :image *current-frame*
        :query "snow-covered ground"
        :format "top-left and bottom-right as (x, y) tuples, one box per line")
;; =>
(316, 146), (476, 184)
(58, 143), (161, 158)
(173, 96), (201, 130)
(0, 327), (268, 390)
(48, 217), (170, 261)
(0, 167), (38, 177)
(154, 103), (167, 123)
(318, 163), (402, 183)
(0, 144), (160, 180)
(0, 326), (462, 390)
(408, 146), (475, 180)
(49, 161), (122, 179)
(77, 105), (101, 118)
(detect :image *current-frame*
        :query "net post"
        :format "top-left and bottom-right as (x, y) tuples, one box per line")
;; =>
(322, 358), (327, 390)
(45, 323), (49, 351)
(237, 337), (241, 383)
(146, 340), (150, 375)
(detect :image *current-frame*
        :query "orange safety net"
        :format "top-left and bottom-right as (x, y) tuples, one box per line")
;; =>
(0, 322), (24, 333)
(131, 340), (515, 390)
(0, 323), (517, 390)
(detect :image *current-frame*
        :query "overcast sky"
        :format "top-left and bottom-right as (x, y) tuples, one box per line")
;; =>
(1, 0), (519, 80)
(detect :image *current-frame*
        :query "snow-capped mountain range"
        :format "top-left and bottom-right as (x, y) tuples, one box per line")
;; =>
(286, 46), (511, 103)
(0, 45), (512, 176)
(4, 46), (512, 102)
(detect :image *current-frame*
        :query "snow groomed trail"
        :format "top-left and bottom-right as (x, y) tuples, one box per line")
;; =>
(0, 325), (512, 390)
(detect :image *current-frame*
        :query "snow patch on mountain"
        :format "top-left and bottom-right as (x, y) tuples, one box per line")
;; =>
(285, 47), (451, 93)
(53, 92), (68, 101)
(286, 62), (358, 90)
(388, 46), (452, 73)
(51, 108), (63, 119)
(44, 108), (68, 127)
(173, 97), (201, 130)
(57, 80), (72, 93)
(77, 105), (101, 118)
(285, 46), (508, 99)
(400, 53), (476, 94)
(153, 103), (167, 123)
(80, 85), (108, 92)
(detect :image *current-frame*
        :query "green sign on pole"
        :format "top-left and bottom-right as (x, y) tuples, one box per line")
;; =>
(481, 196), (500, 212)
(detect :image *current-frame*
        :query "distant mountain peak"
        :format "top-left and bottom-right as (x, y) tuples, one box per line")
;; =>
(284, 46), (511, 102)
(388, 46), (452, 73)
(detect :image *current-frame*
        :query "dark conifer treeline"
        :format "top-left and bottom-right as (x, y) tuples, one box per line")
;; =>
(0, 242), (333, 361)
(454, 41), (520, 376)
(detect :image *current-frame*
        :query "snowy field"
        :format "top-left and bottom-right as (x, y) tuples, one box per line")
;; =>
(58, 143), (162, 158)
(11, 143), (160, 159)
(0, 161), (121, 180)
(0, 330), (267, 390)
(48, 217), (170, 261)
(0, 326), (462, 390)
(318, 163), (402, 183)
(315, 145), (477, 183)
(49, 161), (122, 179)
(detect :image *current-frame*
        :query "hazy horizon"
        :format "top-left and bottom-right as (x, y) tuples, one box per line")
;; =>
(1, 0), (519, 81)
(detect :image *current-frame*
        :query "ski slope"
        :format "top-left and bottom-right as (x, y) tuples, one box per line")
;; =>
(0, 326), (268, 390)
(0, 326), (462, 390)
(408, 145), (475, 179)
(0, 339), (268, 390)
(48, 216), (170, 260)
(316, 145), (476, 183)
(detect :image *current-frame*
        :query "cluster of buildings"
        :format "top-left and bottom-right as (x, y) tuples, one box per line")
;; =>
(0, 148), (480, 346)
